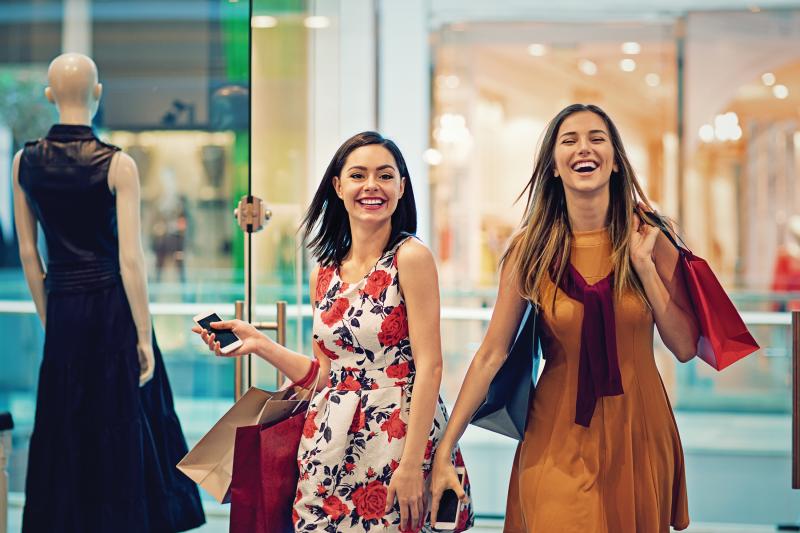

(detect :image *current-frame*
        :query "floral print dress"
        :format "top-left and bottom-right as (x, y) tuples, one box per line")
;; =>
(294, 236), (474, 532)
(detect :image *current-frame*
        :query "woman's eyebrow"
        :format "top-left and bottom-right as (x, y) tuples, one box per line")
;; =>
(345, 164), (397, 172)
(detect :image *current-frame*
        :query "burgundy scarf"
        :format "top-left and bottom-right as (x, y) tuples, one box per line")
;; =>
(559, 263), (624, 427)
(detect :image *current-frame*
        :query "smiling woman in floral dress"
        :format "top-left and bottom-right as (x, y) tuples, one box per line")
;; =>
(195, 131), (473, 532)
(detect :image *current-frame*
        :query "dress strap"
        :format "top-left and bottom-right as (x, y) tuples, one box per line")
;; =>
(386, 233), (417, 257)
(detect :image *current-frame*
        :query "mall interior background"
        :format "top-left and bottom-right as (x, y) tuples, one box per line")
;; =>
(0, 0), (798, 529)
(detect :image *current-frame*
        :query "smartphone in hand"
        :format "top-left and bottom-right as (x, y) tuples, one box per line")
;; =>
(192, 311), (243, 355)
(434, 466), (466, 530)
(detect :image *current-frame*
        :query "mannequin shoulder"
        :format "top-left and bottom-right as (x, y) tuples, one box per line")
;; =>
(108, 151), (140, 191)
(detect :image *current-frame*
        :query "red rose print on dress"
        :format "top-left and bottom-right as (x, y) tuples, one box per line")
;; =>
(349, 405), (366, 433)
(321, 298), (349, 327)
(380, 409), (407, 442)
(363, 270), (392, 300)
(351, 480), (388, 520)
(336, 375), (361, 391)
(385, 361), (410, 379)
(316, 339), (339, 360)
(377, 304), (408, 346)
(322, 495), (349, 521)
(316, 266), (335, 302)
(303, 411), (318, 439)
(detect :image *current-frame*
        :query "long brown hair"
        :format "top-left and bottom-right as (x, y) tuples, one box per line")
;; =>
(503, 103), (653, 308)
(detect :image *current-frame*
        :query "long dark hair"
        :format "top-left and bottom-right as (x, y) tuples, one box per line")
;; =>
(301, 131), (417, 265)
(502, 103), (654, 307)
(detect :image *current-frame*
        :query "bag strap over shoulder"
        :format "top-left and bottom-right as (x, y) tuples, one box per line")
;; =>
(638, 208), (689, 254)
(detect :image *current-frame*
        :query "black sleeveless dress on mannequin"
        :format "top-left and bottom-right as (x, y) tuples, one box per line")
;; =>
(17, 124), (205, 533)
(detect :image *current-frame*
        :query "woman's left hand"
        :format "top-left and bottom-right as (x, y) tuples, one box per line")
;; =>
(385, 463), (426, 532)
(630, 208), (660, 274)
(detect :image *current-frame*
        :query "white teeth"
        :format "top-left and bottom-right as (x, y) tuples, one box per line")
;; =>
(359, 199), (384, 205)
(572, 161), (598, 172)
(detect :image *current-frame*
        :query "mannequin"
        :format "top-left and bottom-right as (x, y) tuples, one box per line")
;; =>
(13, 53), (155, 384)
(772, 215), (800, 311)
(12, 53), (205, 533)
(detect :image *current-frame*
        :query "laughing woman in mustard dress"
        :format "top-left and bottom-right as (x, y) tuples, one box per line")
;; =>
(430, 104), (700, 533)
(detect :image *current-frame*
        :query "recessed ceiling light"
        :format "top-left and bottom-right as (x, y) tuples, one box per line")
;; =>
(621, 42), (641, 55)
(699, 124), (715, 143)
(578, 59), (598, 76)
(761, 72), (776, 86)
(620, 58), (636, 72)
(773, 84), (789, 99)
(251, 16), (277, 28)
(527, 44), (547, 57)
(645, 73), (661, 87)
(304, 16), (330, 29)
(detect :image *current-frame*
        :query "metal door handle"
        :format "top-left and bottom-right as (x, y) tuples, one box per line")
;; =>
(234, 300), (287, 400)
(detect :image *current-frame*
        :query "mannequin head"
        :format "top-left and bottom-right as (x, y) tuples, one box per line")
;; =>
(45, 53), (102, 124)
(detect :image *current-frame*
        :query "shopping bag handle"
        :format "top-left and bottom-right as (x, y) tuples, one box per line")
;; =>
(637, 207), (691, 254)
(287, 359), (322, 416)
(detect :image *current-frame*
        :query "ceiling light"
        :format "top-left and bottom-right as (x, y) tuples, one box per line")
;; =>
(621, 42), (641, 55)
(251, 15), (277, 28)
(699, 124), (715, 143)
(773, 84), (789, 99)
(761, 72), (776, 86)
(423, 148), (443, 166)
(620, 58), (636, 72)
(304, 16), (330, 29)
(578, 59), (598, 76)
(527, 44), (547, 57)
(645, 73), (661, 87)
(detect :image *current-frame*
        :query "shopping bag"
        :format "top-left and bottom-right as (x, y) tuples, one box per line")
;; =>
(229, 410), (307, 533)
(176, 386), (303, 503)
(470, 302), (541, 440)
(229, 366), (320, 533)
(643, 211), (759, 370)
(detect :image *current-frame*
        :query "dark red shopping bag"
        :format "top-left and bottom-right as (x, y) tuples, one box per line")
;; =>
(644, 211), (759, 370)
(679, 248), (759, 370)
(229, 411), (306, 533)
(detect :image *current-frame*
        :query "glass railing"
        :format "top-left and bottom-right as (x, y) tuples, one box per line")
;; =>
(0, 292), (795, 521)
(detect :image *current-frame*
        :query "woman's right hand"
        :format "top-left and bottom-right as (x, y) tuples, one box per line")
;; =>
(429, 456), (467, 525)
(190, 319), (269, 358)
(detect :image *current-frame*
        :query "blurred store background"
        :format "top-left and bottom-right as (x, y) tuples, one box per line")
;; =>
(0, 0), (798, 530)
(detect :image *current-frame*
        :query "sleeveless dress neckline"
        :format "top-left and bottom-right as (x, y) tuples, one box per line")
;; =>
(335, 248), (391, 286)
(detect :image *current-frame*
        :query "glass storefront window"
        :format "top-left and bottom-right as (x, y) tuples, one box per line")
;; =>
(0, 0), (251, 499)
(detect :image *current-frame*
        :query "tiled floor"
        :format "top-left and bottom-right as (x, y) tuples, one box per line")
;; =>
(7, 497), (788, 533)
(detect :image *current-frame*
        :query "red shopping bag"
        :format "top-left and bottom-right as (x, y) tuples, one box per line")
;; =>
(644, 211), (759, 370)
(230, 362), (320, 533)
(678, 248), (759, 370)
(229, 410), (306, 533)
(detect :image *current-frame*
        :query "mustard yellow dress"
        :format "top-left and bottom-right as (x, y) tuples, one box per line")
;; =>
(504, 228), (689, 533)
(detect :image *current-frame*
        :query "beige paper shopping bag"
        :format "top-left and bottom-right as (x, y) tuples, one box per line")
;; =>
(177, 386), (308, 503)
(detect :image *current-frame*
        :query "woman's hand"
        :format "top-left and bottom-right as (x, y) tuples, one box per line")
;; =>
(429, 457), (467, 528)
(630, 206), (660, 275)
(385, 463), (426, 532)
(190, 319), (269, 358)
